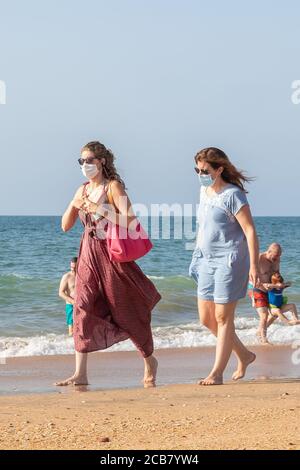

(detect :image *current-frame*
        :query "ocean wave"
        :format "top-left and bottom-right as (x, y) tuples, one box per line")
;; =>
(147, 275), (165, 280)
(147, 274), (191, 280)
(0, 273), (36, 280)
(1, 318), (299, 358)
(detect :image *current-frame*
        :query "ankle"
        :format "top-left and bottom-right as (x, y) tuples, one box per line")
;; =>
(209, 370), (223, 378)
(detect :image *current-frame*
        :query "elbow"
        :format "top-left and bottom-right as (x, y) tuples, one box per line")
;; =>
(61, 215), (67, 232)
(61, 209), (77, 232)
(61, 217), (70, 232)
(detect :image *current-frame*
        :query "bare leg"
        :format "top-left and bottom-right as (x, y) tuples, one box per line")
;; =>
(68, 325), (73, 336)
(280, 304), (300, 324)
(199, 301), (238, 385)
(256, 307), (271, 344)
(289, 319), (300, 325)
(270, 307), (291, 324)
(198, 300), (255, 382)
(55, 351), (89, 386)
(266, 315), (277, 328)
(143, 355), (158, 388)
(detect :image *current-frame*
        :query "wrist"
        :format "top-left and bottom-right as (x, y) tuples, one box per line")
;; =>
(95, 204), (104, 217)
(96, 204), (109, 218)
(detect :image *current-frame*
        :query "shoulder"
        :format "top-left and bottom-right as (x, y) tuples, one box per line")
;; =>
(225, 184), (248, 200)
(60, 272), (69, 282)
(226, 184), (247, 197)
(74, 183), (87, 198)
(273, 260), (280, 271)
(109, 179), (126, 194)
(224, 185), (249, 215)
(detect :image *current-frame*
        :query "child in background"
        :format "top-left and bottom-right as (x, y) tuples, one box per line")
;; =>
(59, 257), (77, 335)
(267, 272), (300, 325)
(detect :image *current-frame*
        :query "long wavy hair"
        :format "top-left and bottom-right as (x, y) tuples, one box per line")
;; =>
(194, 147), (254, 192)
(81, 141), (126, 188)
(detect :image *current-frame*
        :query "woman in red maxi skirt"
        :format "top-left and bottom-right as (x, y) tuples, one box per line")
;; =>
(55, 141), (161, 388)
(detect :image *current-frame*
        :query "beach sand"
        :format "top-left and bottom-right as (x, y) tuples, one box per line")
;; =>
(0, 346), (299, 450)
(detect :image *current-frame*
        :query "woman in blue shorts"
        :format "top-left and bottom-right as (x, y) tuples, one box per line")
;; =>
(189, 147), (260, 385)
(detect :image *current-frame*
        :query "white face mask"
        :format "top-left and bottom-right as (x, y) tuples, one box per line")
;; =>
(81, 162), (100, 179)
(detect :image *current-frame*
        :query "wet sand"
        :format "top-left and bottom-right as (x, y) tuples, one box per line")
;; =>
(0, 345), (299, 395)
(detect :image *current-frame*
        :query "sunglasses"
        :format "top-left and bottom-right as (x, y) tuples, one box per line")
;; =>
(78, 157), (101, 166)
(194, 167), (210, 175)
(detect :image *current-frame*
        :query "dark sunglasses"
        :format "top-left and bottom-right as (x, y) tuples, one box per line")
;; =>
(194, 167), (210, 175)
(78, 157), (99, 166)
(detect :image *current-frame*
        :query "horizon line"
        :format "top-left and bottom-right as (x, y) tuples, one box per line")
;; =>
(0, 214), (299, 218)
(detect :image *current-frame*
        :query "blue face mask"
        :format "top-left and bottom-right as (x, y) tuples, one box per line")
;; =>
(198, 173), (216, 187)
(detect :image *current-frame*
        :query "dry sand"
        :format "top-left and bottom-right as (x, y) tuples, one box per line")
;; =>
(0, 381), (299, 450)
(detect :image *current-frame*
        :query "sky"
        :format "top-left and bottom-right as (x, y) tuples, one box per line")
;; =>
(0, 0), (299, 216)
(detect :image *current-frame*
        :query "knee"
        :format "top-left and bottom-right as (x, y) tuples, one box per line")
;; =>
(257, 308), (269, 322)
(215, 311), (231, 326)
(199, 306), (214, 329)
(201, 315), (211, 329)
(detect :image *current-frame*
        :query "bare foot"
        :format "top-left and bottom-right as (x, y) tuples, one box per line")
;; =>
(260, 337), (272, 345)
(198, 374), (223, 386)
(256, 330), (271, 345)
(143, 356), (158, 388)
(232, 352), (256, 381)
(54, 374), (89, 387)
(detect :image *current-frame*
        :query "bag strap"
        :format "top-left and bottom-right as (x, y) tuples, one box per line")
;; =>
(82, 181), (89, 198)
(107, 180), (119, 213)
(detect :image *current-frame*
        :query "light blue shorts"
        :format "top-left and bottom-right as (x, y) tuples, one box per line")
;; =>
(188, 247), (249, 304)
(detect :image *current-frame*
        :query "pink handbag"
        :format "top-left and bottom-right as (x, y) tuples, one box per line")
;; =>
(106, 182), (153, 262)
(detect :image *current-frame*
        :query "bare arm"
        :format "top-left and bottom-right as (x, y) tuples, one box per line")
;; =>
(61, 185), (85, 232)
(261, 282), (291, 290)
(58, 275), (74, 304)
(235, 205), (260, 287)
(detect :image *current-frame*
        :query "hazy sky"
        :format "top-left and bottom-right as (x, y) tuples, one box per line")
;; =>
(0, 0), (299, 216)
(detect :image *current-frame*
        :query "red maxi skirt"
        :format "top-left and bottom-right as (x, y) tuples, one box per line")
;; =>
(73, 219), (161, 358)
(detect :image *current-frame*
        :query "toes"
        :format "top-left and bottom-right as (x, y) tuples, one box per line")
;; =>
(232, 374), (241, 381)
(198, 377), (223, 386)
(198, 379), (216, 386)
(54, 378), (74, 386)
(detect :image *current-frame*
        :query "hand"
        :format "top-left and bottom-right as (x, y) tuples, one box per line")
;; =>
(81, 197), (99, 214)
(72, 196), (86, 211)
(249, 266), (260, 288)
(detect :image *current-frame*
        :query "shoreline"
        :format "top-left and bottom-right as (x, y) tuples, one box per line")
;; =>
(0, 344), (299, 396)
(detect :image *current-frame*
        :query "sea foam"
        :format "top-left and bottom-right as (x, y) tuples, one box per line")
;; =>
(0, 318), (299, 358)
